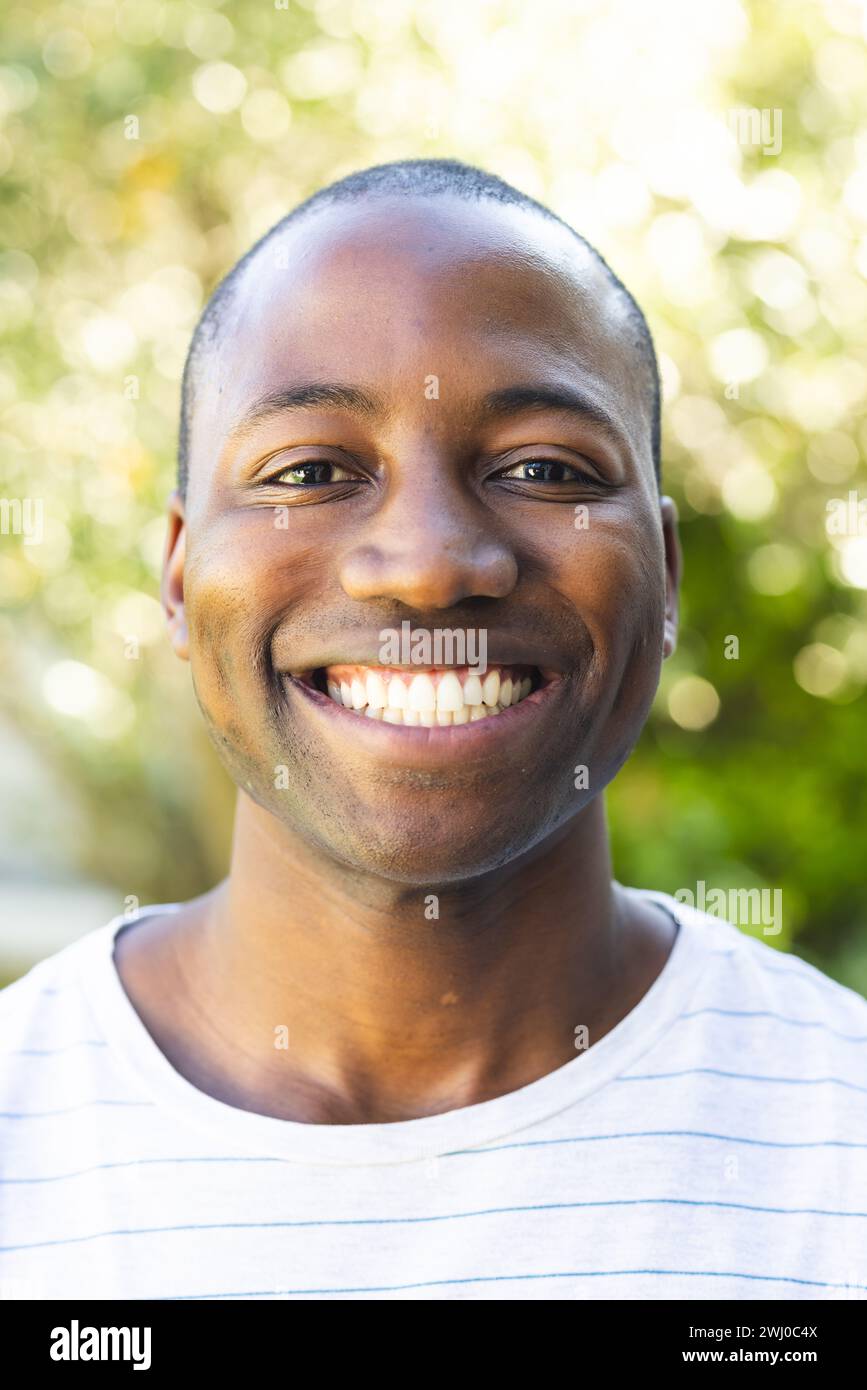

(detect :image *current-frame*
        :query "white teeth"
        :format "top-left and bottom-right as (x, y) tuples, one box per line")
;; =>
(366, 671), (388, 709)
(482, 670), (500, 706)
(407, 673), (437, 712)
(321, 667), (539, 725)
(386, 676), (407, 709)
(436, 671), (464, 712)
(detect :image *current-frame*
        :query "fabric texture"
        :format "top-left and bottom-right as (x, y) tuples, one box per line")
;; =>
(1, 886), (866, 1301)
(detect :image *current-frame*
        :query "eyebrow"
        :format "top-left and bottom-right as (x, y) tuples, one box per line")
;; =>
(227, 379), (625, 448)
(228, 383), (382, 441)
(480, 383), (624, 445)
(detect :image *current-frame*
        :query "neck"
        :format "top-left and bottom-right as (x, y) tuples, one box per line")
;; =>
(168, 793), (657, 1122)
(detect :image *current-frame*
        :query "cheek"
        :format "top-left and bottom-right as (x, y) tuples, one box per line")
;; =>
(590, 527), (664, 652)
(548, 509), (666, 661)
(182, 519), (309, 741)
(547, 513), (666, 771)
(583, 522), (666, 752)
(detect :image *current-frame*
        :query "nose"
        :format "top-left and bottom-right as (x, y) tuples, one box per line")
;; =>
(337, 473), (519, 610)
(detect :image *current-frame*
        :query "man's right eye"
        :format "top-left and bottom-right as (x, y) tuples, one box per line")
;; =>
(270, 460), (354, 486)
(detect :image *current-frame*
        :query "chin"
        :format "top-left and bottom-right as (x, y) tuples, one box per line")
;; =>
(271, 787), (576, 887)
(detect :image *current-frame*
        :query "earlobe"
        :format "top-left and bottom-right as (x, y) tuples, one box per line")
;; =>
(659, 494), (682, 660)
(162, 490), (189, 661)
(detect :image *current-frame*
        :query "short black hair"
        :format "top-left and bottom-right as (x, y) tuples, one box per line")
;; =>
(177, 157), (661, 494)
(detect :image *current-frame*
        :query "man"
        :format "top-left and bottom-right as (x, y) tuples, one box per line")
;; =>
(2, 158), (865, 1301)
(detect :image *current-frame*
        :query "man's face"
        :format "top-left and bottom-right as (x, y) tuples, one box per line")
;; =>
(164, 194), (680, 883)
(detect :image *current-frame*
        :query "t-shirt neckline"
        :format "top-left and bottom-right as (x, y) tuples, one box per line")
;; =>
(76, 887), (712, 1167)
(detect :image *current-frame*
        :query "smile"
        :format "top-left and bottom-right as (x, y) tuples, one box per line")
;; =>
(281, 658), (567, 766)
(311, 663), (536, 725)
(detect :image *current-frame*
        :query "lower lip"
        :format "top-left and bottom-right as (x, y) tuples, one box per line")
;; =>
(282, 673), (567, 768)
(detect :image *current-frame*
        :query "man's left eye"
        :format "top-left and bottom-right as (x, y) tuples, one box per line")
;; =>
(272, 460), (354, 485)
(500, 459), (585, 483)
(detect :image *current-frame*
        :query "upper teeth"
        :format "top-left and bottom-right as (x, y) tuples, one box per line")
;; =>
(322, 666), (534, 725)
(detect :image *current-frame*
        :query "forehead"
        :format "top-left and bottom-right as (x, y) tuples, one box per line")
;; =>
(199, 194), (651, 466)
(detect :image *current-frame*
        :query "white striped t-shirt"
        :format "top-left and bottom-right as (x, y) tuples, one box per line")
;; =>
(1, 886), (866, 1301)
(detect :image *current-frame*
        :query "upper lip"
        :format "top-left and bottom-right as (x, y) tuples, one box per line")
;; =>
(274, 634), (569, 677)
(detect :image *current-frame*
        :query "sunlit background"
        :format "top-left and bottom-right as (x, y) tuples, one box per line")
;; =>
(1, 0), (866, 986)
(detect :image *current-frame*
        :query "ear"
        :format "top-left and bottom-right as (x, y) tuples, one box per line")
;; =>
(161, 490), (189, 661)
(659, 494), (682, 659)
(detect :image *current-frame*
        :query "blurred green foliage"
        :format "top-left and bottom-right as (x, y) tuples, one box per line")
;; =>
(0, 0), (865, 987)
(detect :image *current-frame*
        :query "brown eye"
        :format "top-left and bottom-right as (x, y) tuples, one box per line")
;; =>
(517, 460), (568, 482)
(273, 460), (354, 485)
(501, 459), (586, 483)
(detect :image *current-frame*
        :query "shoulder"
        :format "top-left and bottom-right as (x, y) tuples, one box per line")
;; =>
(0, 904), (182, 1058)
(0, 905), (185, 1133)
(646, 889), (867, 1072)
(679, 896), (865, 1019)
(0, 923), (115, 1056)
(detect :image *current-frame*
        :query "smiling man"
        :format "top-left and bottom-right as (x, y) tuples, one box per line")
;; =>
(2, 158), (866, 1303)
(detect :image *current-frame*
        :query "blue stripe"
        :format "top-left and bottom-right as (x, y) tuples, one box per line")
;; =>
(169, 1268), (867, 1298)
(677, 1008), (867, 1042)
(618, 1068), (867, 1093)
(704, 939), (864, 1001)
(0, 1101), (154, 1119)
(443, 1128), (867, 1158)
(4, 1195), (865, 1253)
(745, 954), (864, 998)
(4, 1127), (867, 1184)
(0, 1156), (292, 1184)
